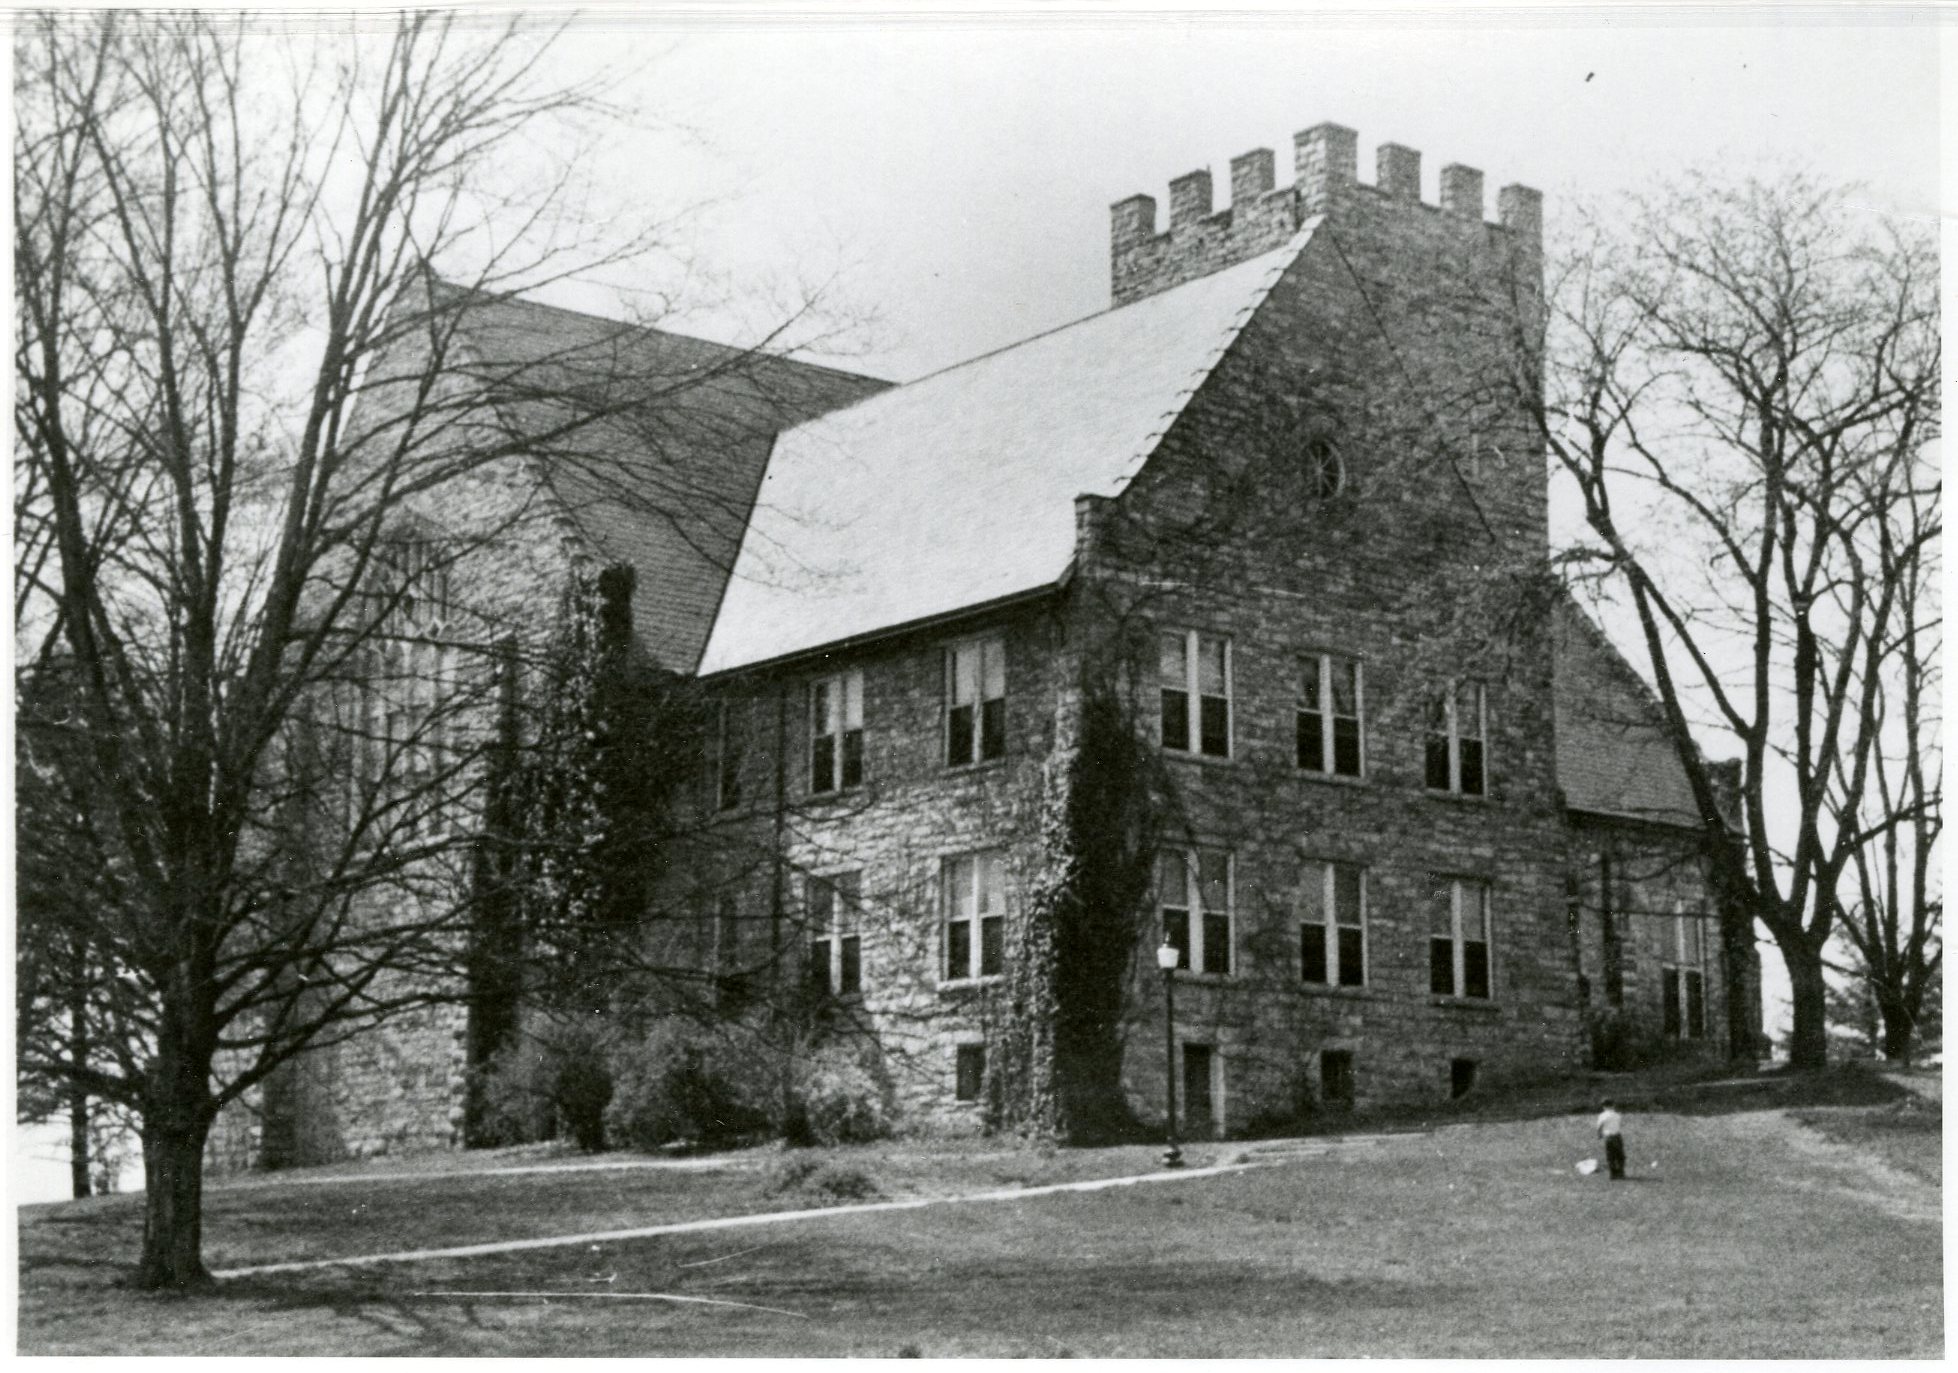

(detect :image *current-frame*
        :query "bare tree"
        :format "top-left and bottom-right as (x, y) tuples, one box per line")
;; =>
(12, 11), (855, 1288)
(1536, 173), (1939, 1069)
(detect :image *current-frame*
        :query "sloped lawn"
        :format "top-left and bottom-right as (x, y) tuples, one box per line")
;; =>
(19, 1101), (1941, 1356)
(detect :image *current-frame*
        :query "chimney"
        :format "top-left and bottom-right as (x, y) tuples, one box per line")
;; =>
(1230, 148), (1275, 208)
(1440, 164), (1484, 218)
(1168, 169), (1214, 229)
(1293, 123), (1357, 215)
(1376, 143), (1421, 200)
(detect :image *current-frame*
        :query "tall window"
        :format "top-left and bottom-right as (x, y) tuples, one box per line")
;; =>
(946, 638), (1006, 766)
(810, 670), (864, 794)
(714, 893), (745, 1012)
(943, 851), (1006, 981)
(1300, 861), (1366, 987)
(807, 871), (862, 997)
(1425, 682), (1488, 796)
(1429, 877), (1493, 999)
(715, 699), (746, 811)
(1160, 849), (1232, 975)
(363, 538), (459, 835)
(1664, 904), (1707, 1039)
(1160, 630), (1231, 758)
(1298, 653), (1363, 777)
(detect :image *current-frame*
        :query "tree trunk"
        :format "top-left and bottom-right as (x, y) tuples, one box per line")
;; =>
(68, 1088), (91, 1201)
(1878, 994), (1918, 1065)
(1780, 933), (1830, 1071)
(136, 1110), (216, 1291)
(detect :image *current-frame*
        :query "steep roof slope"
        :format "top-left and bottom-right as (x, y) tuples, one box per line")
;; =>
(1553, 596), (1705, 827)
(697, 230), (1314, 675)
(444, 288), (888, 671)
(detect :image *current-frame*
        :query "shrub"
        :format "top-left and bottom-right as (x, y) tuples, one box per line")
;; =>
(604, 1019), (770, 1151)
(470, 1035), (558, 1147)
(784, 1040), (892, 1146)
(470, 1013), (620, 1150)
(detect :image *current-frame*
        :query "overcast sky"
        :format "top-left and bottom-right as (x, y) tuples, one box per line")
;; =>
(525, 4), (1942, 379)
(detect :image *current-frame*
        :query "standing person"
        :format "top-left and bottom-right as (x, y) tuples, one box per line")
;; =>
(1596, 1098), (1626, 1180)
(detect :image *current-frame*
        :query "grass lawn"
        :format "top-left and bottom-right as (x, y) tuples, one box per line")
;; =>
(18, 1095), (1941, 1356)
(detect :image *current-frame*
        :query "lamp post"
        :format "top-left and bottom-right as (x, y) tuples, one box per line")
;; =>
(1156, 938), (1183, 1168)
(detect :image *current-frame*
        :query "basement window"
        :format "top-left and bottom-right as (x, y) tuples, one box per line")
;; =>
(955, 1044), (986, 1102)
(1320, 1050), (1355, 1106)
(1451, 1058), (1478, 1099)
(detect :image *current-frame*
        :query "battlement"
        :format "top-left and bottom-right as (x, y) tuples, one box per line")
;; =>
(1110, 123), (1541, 306)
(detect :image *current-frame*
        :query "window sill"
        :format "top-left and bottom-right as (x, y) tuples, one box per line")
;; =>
(1168, 969), (1236, 984)
(1295, 769), (1368, 788)
(1424, 787), (1493, 804)
(1162, 749), (1235, 769)
(938, 976), (1004, 996)
(1301, 982), (1376, 999)
(1429, 995), (1501, 1012)
(943, 756), (1009, 778)
(805, 785), (867, 804)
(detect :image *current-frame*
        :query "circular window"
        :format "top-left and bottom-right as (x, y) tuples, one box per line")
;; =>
(1304, 437), (1344, 498)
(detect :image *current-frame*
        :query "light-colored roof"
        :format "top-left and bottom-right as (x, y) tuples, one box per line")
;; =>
(697, 230), (1313, 674)
(1553, 596), (1704, 827)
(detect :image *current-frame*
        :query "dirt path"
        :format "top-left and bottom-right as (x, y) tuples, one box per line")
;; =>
(1721, 1108), (1940, 1225)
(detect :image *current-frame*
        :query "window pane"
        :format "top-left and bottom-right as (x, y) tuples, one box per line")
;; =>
(1197, 636), (1228, 696)
(1426, 736), (1453, 790)
(947, 921), (971, 980)
(951, 645), (979, 705)
(980, 915), (1004, 977)
(1337, 927), (1365, 986)
(1330, 657), (1358, 715)
(1663, 972), (1682, 1037)
(1431, 937), (1456, 995)
(813, 680), (834, 734)
(1301, 655), (1321, 709)
(836, 871), (861, 907)
(1459, 738), (1484, 796)
(841, 729), (864, 788)
(1161, 689), (1190, 751)
(1298, 862), (1327, 927)
(1429, 882), (1456, 938)
(981, 639), (1006, 700)
(1198, 851), (1229, 915)
(980, 697), (1006, 760)
(842, 671), (863, 729)
(840, 936), (861, 995)
(1686, 970), (1706, 1038)
(812, 735), (836, 793)
(955, 1044), (985, 1101)
(809, 940), (831, 995)
(1199, 695), (1229, 757)
(1684, 914), (1703, 965)
(1202, 912), (1231, 975)
(1463, 940), (1490, 999)
(1298, 710), (1325, 771)
(807, 877), (834, 926)
(1158, 853), (1188, 908)
(1301, 925), (1328, 983)
(947, 856), (975, 919)
(947, 703), (975, 766)
(1460, 685), (1485, 741)
(976, 852), (1004, 913)
(1333, 717), (1361, 776)
(1334, 865), (1363, 926)
(1164, 909), (1191, 969)
(1159, 631), (1188, 685)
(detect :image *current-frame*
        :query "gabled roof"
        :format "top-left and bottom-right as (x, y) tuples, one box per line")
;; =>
(697, 229), (1314, 675)
(440, 287), (887, 672)
(1553, 596), (1706, 828)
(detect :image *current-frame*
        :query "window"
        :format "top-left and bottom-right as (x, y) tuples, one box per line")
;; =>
(1160, 849), (1232, 976)
(714, 700), (746, 811)
(1304, 436), (1344, 498)
(1664, 904), (1707, 1039)
(1160, 630), (1231, 758)
(1300, 861), (1366, 987)
(1320, 1049), (1355, 1106)
(943, 851), (1006, 981)
(714, 893), (745, 1012)
(946, 638), (1007, 766)
(955, 1044), (986, 1102)
(810, 670), (864, 794)
(362, 538), (460, 837)
(1183, 1044), (1216, 1132)
(1451, 1058), (1478, 1099)
(1425, 682), (1488, 796)
(806, 871), (862, 997)
(1429, 878), (1493, 999)
(1298, 653), (1363, 777)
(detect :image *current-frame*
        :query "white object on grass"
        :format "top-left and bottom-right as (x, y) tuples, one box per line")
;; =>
(1575, 1158), (1599, 1176)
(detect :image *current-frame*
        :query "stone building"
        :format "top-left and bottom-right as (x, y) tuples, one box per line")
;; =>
(215, 122), (1759, 1165)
